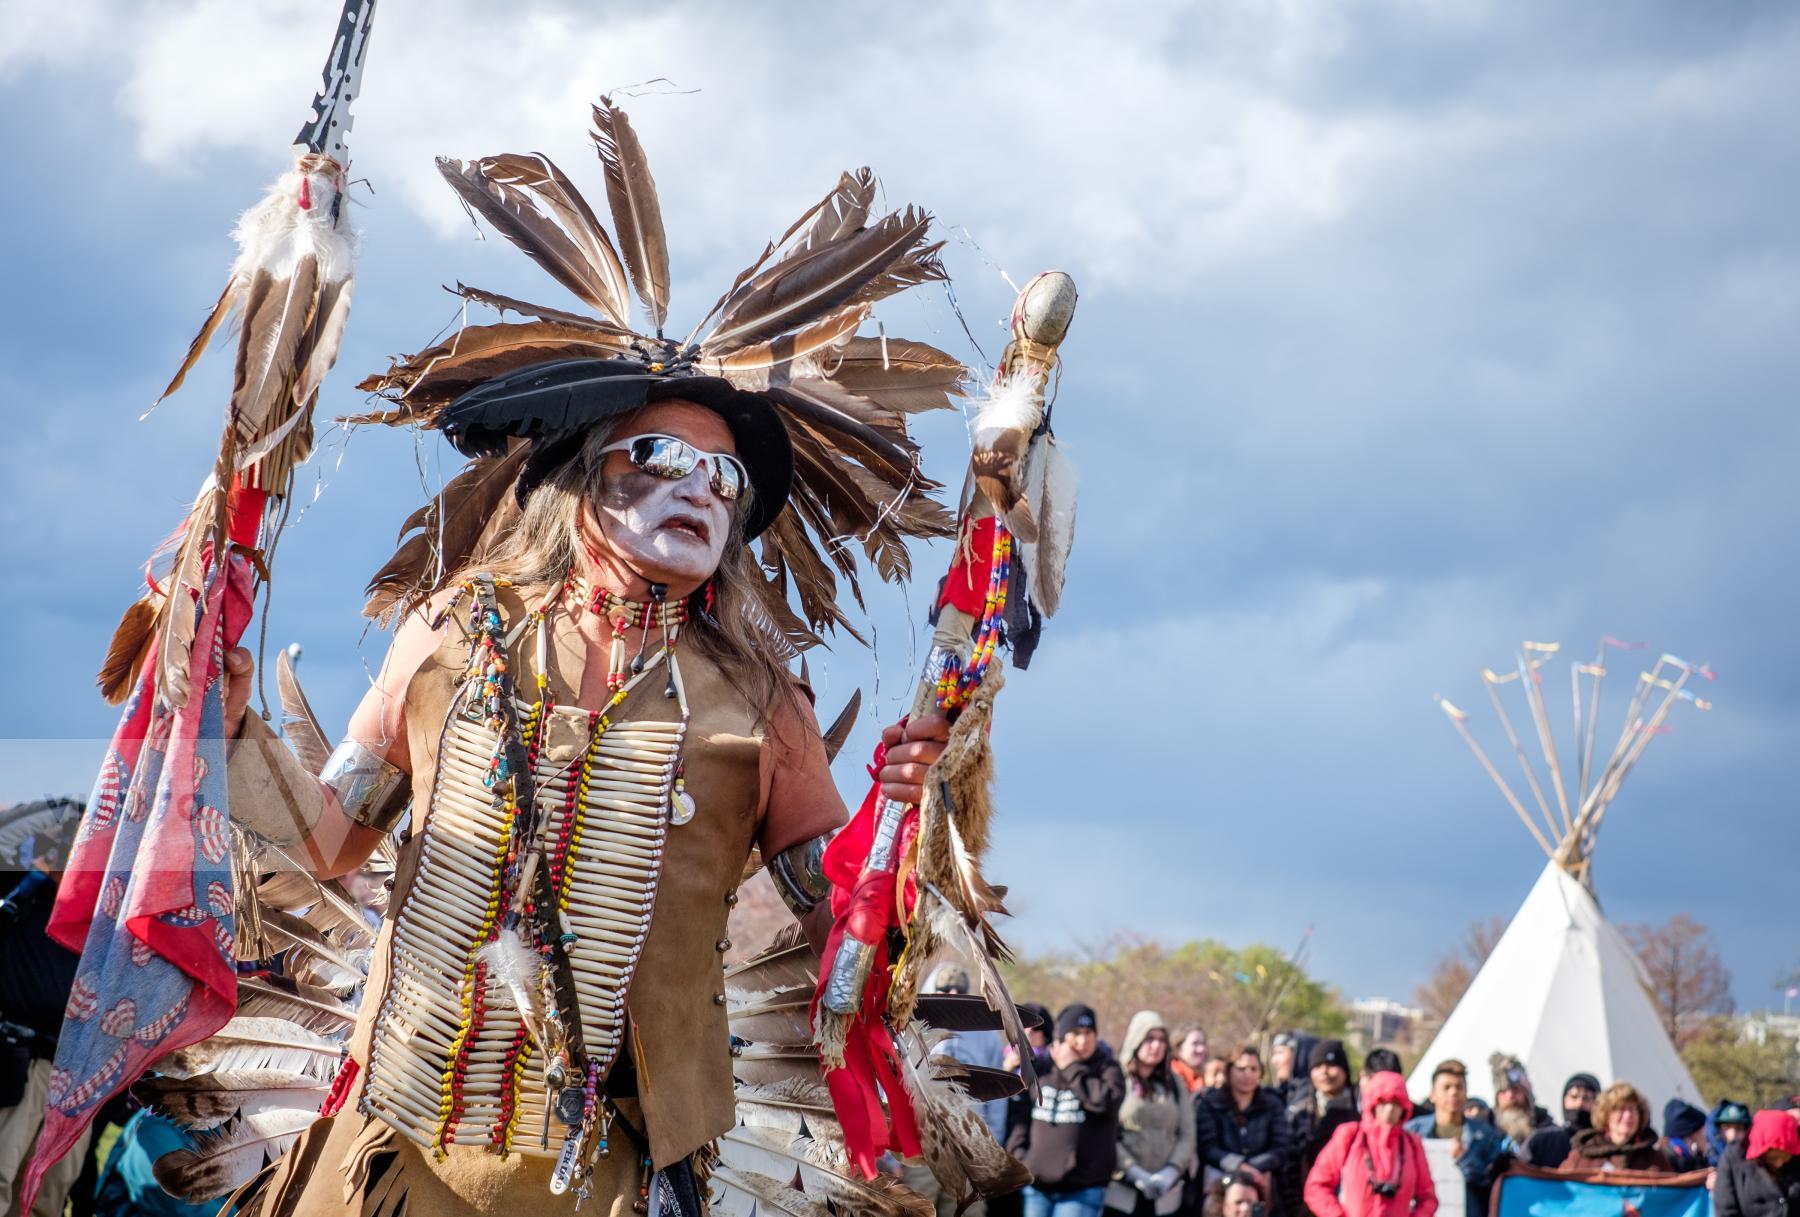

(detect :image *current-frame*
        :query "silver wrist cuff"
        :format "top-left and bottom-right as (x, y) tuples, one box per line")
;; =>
(320, 738), (410, 835)
(769, 834), (831, 918)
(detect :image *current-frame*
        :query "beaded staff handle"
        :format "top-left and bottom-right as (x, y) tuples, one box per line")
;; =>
(819, 270), (1079, 1016)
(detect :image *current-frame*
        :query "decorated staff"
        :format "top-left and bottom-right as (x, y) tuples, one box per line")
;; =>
(812, 269), (1081, 1175)
(20, 2), (378, 1209)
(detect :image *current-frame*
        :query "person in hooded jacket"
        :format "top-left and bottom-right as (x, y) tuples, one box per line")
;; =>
(1106, 1012), (1197, 1217)
(1559, 1082), (1670, 1173)
(1714, 1110), (1800, 1217)
(1197, 1045), (1296, 1213)
(1662, 1100), (1711, 1173)
(1010, 1003), (1129, 1217)
(1303, 1071), (1438, 1217)
(1710, 1101), (1755, 1164)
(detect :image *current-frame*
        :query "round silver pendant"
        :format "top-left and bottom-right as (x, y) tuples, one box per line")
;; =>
(670, 789), (697, 826)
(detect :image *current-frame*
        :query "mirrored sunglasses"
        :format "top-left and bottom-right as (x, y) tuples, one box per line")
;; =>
(601, 433), (748, 501)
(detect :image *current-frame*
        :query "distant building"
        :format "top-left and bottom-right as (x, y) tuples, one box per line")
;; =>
(1351, 998), (1422, 1052)
(1739, 1011), (1800, 1047)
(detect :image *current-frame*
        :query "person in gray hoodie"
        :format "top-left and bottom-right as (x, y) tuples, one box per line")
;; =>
(1106, 1011), (1197, 1217)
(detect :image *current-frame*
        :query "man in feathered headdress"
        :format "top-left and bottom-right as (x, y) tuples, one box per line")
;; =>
(186, 96), (1026, 1216)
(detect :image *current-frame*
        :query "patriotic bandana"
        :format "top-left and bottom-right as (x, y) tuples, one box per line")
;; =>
(20, 556), (254, 1211)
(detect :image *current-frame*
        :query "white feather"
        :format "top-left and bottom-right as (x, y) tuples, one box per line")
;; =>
(1018, 432), (1078, 618)
(232, 163), (358, 285)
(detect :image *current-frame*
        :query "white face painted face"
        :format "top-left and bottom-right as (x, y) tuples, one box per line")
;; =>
(591, 402), (737, 592)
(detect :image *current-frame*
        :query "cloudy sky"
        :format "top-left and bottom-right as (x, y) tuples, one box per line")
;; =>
(3, 0), (1795, 1013)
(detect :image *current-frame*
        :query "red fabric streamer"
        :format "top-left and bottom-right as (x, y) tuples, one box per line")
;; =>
(809, 742), (923, 1177)
(937, 516), (1001, 617)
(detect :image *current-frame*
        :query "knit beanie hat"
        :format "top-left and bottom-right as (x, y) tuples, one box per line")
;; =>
(1055, 1003), (1098, 1041)
(1563, 1073), (1602, 1099)
(1310, 1040), (1350, 1072)
(1663, 1099), (1706, 1140)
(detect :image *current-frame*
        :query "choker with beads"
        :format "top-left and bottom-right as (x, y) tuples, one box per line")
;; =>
(567, 575), (689, 691)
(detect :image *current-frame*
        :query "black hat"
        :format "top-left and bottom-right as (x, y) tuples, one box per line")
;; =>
(1563, 1072), (1602, 1099)
(1713, 1099), (1752, 1127)
(1364, 1048), (1403, 1076)
(1663, 1099), (1706, 1140)
(1054, 1003), (1098, 1041)
(439, 358), (795, 540)
(1018, 1002), (1052, 1034)
(1309, 1040), (1350, 1073)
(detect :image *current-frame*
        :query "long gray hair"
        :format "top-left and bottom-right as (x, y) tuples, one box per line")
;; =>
(469, 418), (792, 723)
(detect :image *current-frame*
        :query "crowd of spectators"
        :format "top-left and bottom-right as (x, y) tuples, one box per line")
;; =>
(932, 981), (1800, 1217)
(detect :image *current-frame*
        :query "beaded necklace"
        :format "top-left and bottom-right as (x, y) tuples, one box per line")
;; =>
(567, 575), (689, 692)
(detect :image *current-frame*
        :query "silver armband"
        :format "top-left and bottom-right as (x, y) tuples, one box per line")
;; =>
(320, 739), (410, 835)
(768, 834), (832, 918)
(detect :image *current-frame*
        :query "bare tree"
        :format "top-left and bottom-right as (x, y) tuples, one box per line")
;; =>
(1413, 916), (1506, 1026)
(1621, 914), (1734, 1047)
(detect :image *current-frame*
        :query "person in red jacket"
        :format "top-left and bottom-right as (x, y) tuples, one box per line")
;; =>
(1304, 1071), (1438, 1217)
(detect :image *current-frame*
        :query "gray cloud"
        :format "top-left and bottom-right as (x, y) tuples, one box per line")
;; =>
(2, 0), (1795, 1011)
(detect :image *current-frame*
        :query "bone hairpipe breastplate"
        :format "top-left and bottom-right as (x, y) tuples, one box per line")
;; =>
(362, 677), (684, 1155)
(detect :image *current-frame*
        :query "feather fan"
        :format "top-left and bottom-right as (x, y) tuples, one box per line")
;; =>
(717, 1125), (932, 1217)
(724, 923), (818, 996)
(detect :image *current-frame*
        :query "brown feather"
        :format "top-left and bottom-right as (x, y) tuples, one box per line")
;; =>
(98, 595), (159, 705)
(688, 169), (879, 345)
(704, 208), (934, 354)
(811, 337), (967, 415)
(724, 923), (818, 994)
(230, 259), (321, 444)
(451, 283), (627, 332)
(363, 446), (529, 623)
(820, 690), (860, 764)
(703, 304), (867, 378)
(137, 1069), (326, 1131)
(437, 157), (623, 320)
(353, 322), (631, 420)
(151, 1016), (341, 1082)
(718, 1126), (932, 1217)
(894, 1027), (1032, 1205)
(153, 1106), (322, 1201)
(156, 280), (239, 406)
(475, 152), (631, 326)
(274, 649), (329, 776)
(590, 98), (671, 333)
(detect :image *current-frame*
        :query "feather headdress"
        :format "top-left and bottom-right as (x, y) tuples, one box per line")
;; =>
(354, 97), (962, 647)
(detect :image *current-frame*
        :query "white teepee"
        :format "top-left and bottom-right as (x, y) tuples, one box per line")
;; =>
(1410, 641), (1710, 1115)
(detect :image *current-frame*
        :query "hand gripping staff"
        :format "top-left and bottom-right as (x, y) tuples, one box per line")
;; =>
(23, 4), (378, 1209)
(810, 271), (1081, 1175)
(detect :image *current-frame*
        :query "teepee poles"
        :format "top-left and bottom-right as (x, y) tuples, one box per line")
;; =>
(1442, 640), (1713, 885)
(1480, 669), (1564, 849)
(1520, 643), (1575, 838)
(1436, 696), (1556, 858)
